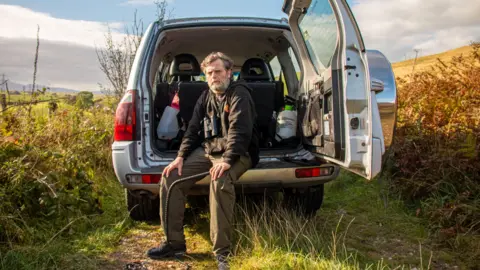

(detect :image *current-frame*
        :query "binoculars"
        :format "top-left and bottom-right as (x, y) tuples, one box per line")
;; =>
(203, 114), (220, 139)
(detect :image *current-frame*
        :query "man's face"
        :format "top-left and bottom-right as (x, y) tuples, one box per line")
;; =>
(205, 59), (232, 93)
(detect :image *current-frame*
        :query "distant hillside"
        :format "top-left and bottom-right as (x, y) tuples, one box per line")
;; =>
(392, 45), (473, 78)
(2, 81), (81, 93)
(2, 81), (79, 93)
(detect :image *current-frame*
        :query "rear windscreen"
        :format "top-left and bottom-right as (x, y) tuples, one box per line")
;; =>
(195, 71), (241, 81)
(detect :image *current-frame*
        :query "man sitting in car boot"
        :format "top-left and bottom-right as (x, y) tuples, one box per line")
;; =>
(147, 52), (259, 270)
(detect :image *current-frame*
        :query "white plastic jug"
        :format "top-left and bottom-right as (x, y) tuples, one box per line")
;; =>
(157, 93), (180, 140)
(275, 109), (297, 142)
(157, 106), (179, 140)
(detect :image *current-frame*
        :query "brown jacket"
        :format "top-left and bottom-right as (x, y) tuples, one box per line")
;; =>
(177, 81), (259, 166)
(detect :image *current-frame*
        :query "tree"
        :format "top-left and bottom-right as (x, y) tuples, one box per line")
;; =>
(48, 100), (58, 115)
(27, 25), (40, 118)
(75, 91), (94, 109)
(96, 0), (172, 101)
(1, 74), (9, 98)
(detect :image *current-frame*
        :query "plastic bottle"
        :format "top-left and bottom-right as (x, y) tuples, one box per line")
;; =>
(157, 93), (180, 140)
(275, 96), (297, 142)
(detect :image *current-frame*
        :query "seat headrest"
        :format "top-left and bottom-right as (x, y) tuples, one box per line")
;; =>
(169, 53), (201, 77)
(239, 58), (271, 81)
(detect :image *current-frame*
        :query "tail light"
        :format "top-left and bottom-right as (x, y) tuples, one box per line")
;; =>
(295, 167), (332, 178)
(141, 174), (162, 184)
(127, 174), (162, 184)
(114, 90), (136, 141)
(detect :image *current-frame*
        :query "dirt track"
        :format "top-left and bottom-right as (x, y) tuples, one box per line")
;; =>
(102, 217), (217, 270)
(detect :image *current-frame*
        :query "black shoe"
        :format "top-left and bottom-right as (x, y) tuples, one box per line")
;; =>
(216, 254), (230, 270)
(147, 242), (186, 259)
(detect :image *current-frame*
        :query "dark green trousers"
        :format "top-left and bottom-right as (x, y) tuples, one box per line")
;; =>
(159, 147), (251, 255)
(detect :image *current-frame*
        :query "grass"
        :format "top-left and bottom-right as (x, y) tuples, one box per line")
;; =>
(0, 91), (107, 105)
(142, 171), (462, 270)
(226, 172), (446, 269)
(391, 45), (474, 78)
(0, 91), (66, 102)
(75, 170), (455, 270)
(2, 169), (463, 269)
(0, 120), (466, 270)
(0, 172), (133, 270)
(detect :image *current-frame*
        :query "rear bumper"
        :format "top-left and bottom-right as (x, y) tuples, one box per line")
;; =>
(112, 141), (339, 195)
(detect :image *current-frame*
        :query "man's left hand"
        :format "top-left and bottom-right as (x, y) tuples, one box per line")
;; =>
(210, 162), (231, 181)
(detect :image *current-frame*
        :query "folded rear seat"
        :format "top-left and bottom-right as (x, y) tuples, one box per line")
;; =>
(167, 53), (208, 128)
(238, 58), (285, 147)
(154, 82), (175, 121)
(177, 81), (208, 125)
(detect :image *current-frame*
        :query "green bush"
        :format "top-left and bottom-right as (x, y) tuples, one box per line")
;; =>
(391, 43), (480, 240)
(75, 91), (94, 109)
(0, 105), (114, 244)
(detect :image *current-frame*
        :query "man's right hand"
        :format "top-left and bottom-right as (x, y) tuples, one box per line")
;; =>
(163, 157), (184, 177)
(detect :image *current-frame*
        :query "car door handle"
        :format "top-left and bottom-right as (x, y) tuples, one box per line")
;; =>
(371, 77), (384, 93)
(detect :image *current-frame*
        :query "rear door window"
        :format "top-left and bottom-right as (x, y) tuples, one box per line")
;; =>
(298, 0), (338, 73)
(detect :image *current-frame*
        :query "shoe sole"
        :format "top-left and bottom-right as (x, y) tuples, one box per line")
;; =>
(147, 251), (186, 260)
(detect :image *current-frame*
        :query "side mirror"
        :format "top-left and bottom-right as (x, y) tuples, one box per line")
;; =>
(371, 77), (384, 93)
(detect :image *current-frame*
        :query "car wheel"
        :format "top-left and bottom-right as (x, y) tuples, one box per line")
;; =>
(283, 184), (324, 218)
(126, 189), (160, 221)
(236, 190), (277, 211)
(187, 195), (209, 212)
(184, 195), (209, 225)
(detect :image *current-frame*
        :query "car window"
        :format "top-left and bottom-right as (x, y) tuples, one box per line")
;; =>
(233, 71), (240, 80)
(288, 47), (301, 77)
(194, 71), (240, 82)
(269, 56), (281, 79)
(194, 73), (206, 82)
(161, 63), (172, 82)
(298, 0), (338, 73)
(270, 56), (287, 95)
(270, 49), (301, 95)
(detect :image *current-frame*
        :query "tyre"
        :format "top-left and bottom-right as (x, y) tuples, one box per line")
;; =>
(186, 195), (209, 212)
(126, 189), (160, 221)
(245, 193), (275, 207)
(283, 184), (324, 218)
(184, 195), (209, 225)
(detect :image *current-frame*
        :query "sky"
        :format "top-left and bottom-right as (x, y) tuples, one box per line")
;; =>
(0, 0), (479, 91)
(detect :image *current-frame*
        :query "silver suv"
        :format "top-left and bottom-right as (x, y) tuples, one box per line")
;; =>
(112, 0), (397, 221)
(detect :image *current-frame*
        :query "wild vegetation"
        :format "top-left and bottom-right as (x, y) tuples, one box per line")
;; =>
(0, 32), (478, 269)
(387, 42), (480, 266)
(0, 94), (130, 269)
(0, 93), (440, 269)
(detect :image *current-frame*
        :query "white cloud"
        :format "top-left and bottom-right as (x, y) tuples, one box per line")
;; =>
(0, 4), (126, 48)
(351, 0), (480, 62)
(0, 5), (135, 90)
(0, 37), (109, 91)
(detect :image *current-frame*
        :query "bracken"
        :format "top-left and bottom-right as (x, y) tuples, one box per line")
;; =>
(389, 42), (480, 240)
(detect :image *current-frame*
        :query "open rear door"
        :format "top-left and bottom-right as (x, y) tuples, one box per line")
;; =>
(282, 0), (385, 180)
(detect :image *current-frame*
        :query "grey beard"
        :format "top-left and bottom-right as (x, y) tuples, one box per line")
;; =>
(209, 78), (230, 95)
